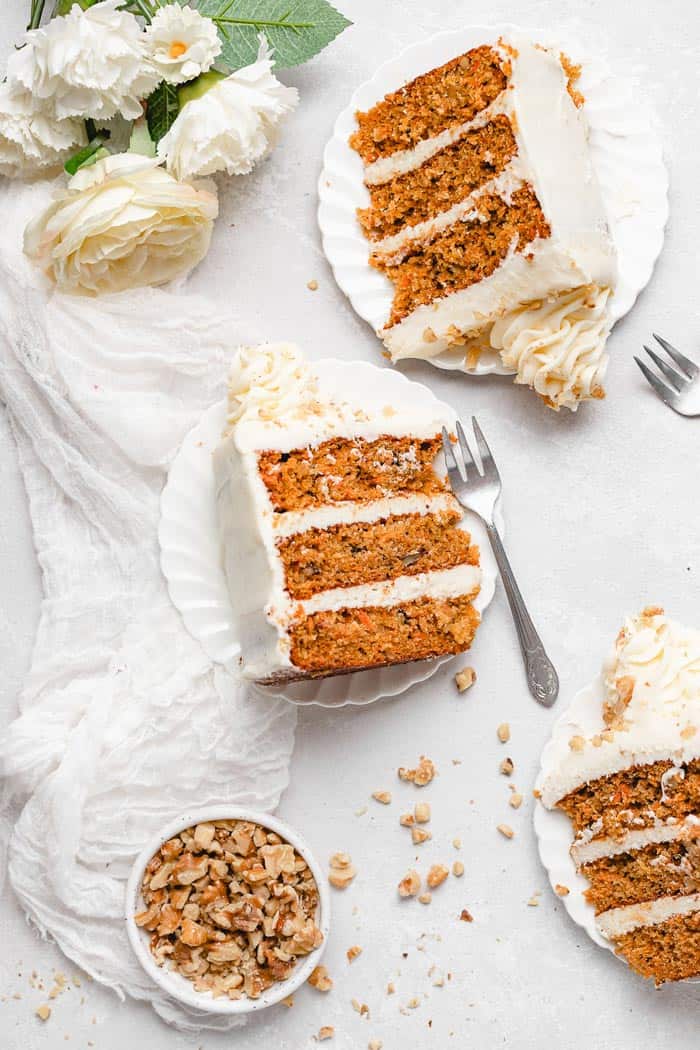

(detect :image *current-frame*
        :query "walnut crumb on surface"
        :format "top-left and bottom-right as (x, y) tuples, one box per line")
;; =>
(427, 864), (449, 889)
(352, 998), (370, 1017)
(398, 869), (421, 898)
(398, 756), (436, 786)
(555, 884), (570, 897)
(499, 757), (514, 776)
(346, 945), (362, 963)
(568, 735), (586, 751)
(372, 790), (392, 805)
(411, 827), (432, 845)
(282, 994), (294, 1008)
(509, 793), (523, 809)
(454, 666), (476, 692)
(386, 981), (395, 995)
(318, 1026), (335, 1040)
(452, 861), (464, 878)
(328, 852), (356, 889)
(497, 723), (510, 743)
(460, 909), (473, 922)
(418, 893), (432, 904)
(368, 1040), (383, 1050)
(527, 894), (541, 907)
(308, 965), (333, 992)
(452, 837), (462, 849)
(35, 1005), (51, 1022)
(400, 812), (415, 827)
(307, 279), (319, 291)
(497, 823), (514, 839)
(414, 802), (431, 824)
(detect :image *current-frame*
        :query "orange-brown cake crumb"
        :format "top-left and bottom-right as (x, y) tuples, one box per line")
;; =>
(350, 46), (508, 164)
(278, 510), (478, 600)
(357, 116), (517, 242)
(289, 595), (480, 673)
(258, 435), (447, 513)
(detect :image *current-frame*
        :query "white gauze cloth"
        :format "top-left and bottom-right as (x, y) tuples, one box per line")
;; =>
(0, 179), (297, 1031)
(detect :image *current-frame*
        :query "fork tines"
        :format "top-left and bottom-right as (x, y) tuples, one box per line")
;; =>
(634, 334), (699, 408)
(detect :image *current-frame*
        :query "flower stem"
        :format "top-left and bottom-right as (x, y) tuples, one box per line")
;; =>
(213, 16), (314, 28)
(27, 0), (47, 30)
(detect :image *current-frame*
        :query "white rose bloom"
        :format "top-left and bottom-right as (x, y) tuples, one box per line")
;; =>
(24, 153), (218, 296)
(0, 83), (86, 178)
(7, 0), (159, 122)
(158, 37), (298, 181)
(145, 4), (222, 85)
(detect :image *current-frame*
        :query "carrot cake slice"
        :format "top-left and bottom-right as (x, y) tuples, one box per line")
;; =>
(214, 344), (481, 684)
(349, 34), (618, 411)
(539, 607), (700, 983)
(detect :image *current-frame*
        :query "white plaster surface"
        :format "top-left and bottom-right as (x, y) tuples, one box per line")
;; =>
(1, 1), (700, 1047)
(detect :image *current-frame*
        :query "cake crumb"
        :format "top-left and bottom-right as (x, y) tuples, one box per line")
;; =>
(372, 791), (392, 805)
(35, 1005), (51, 1022)
(509, 792), (523, 809)
(398, 756), (436, 786)
(555, 884), (570, 897)
(308, 965), (333, 992)
(427, 864), (449, 889)
(497, 823), (514, 839)
(454, 666), (476, 693)
(346, 945), (363, 963)
(318, 1026), (335, 1040)
(497, 723), (510, 743)
(499, 757), (514, 776)
(452, 860), (464, 877)
(398, 869), (421, 898)
(307, 279), (319, 291)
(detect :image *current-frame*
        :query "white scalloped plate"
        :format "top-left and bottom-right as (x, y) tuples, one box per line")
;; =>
(159, 359), (499, 708)
(318, 23), (669, 377)
(533, 675), (611, 952)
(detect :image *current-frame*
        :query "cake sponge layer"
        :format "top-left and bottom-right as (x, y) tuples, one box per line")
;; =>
(583, 837), (700, 915)
(278, 510), (478, 600)
(350, 46), (507, 165)
(289, 594), (480, 672)
(613, 912), (700, 983)
(258, 436), (446, 513)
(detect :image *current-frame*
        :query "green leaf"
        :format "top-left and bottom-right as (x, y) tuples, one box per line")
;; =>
(146, 81), (180, 145)
(194, 0), (351, 71)
(64, 136), (108, 176)
(128, 120), (156, 157)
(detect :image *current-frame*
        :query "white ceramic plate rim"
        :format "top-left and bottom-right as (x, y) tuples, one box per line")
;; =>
(317, 22), (669, 376)
(125, 805), (330, 1014)
(159, 357), (500, 708)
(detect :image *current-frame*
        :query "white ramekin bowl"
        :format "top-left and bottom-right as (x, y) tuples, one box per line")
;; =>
(125, 806), (330, 1014)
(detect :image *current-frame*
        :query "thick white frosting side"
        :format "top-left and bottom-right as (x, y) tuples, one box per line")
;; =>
(572, 817), (700, 866)
(215, 344), (480, 681)
(539, 609), (700, 808)
(596, 892), (700, 940)
(272, 491), (461, 538)
(378, 33), (618, 401)
(489, 284), (611, 410)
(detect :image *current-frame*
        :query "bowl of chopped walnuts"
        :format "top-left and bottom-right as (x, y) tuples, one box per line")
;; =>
(125, 807), (330, 1013)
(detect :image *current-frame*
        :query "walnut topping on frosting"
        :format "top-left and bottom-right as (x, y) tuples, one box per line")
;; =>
(134, 819), (322, 1000)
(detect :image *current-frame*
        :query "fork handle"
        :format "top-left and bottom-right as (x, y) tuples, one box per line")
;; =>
(485, 522), (559, 707)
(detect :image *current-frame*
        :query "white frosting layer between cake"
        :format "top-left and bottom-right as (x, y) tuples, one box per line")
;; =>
(214, 344), (481, 681)
(373, 34), (617, 408)
(540, 609), (700, 808)
(571, 816), (700, 866)
(597, 891), (700, 939)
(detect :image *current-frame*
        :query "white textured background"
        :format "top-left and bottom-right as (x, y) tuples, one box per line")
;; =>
(1, 1), (699, 1047)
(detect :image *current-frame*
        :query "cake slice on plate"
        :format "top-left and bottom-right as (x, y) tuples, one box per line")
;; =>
(213, 344), (481, 685)
(540, 607), (700, 983)
(349, 33), (618, 410)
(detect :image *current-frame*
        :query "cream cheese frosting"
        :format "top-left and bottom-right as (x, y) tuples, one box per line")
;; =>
(375, 33), (618, 409)
(539, 608), (700, 808)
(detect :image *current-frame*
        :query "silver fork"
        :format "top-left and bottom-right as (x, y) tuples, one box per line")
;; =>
(442, 419), (559, 707)
(634, 334), (700, 416)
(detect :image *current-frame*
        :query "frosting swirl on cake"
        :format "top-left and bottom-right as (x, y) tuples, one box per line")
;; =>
(226, 343), (319, 427)
(490, 284), (611, 411)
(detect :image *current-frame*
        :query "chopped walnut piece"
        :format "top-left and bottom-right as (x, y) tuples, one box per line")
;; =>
(35, 1005), (51, 1022)
(682, 725), (698, 740)
(400, 813), (415, 827)
(414, 802), (431, 824)
(499, 757), (514, 776)
(307, 279), (319, 291)
(372, 791), (392, 805)
(368, 1041), (383, 1050)
(398, 756), (435, 786)
(454, 666), (476, 693)
(452, 861), (464, 878)
(452, 837), (462, 849)
(318, 1026), (335, 1040)
(423, 327), (437, 343)
(527, 895), (540, 907)
(308, 965), (333, 992)
(411, 827), (432, 845)
(427, 864), (449, 889)
(459, 909), (473, 922)
(418, 893), (432, 905)
(555, 884), (570, 897)
(328, 852), (357, 889)
(497, 723), (510, 743)
(398, 869), (421, 898)
(509, 793), (523, 810)
(352, 998), (370, 1017)
(346, 945), (363, 963)
(568, 735), (585, 752)
(136, 818), (322, 1002)
(497, 823), (514, 839)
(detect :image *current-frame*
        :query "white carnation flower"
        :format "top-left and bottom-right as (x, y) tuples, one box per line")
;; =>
(7, 0), (159, 122)
(0, 83), (86, 178)
(24, 153), (218, 296)
(158, 37), (298, 181)
(145, 4), (221, 85)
